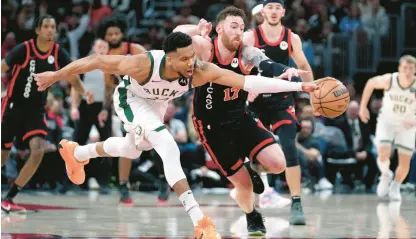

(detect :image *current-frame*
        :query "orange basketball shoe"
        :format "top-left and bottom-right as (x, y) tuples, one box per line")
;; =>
(58, 139), (89, 185)
(194, 216), (221, 239)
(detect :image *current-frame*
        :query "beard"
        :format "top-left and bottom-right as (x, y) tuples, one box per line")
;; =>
(264, 15), (281, 26)
(221, 33), (240, 52)
(109, 39), (123, 49)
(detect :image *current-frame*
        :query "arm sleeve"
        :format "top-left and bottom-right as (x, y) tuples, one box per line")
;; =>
(57, 47), (73, 69)
(4, 43), (27, 68)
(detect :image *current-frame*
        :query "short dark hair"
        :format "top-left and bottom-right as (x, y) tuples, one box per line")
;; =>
(96, 16), (127, 39)
(216, 6), (247, 24)
(162, 32), (193, 53)
(35, 15), (55, 29)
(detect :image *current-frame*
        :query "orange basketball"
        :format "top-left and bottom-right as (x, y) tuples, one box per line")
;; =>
(311, 78), (350, 118)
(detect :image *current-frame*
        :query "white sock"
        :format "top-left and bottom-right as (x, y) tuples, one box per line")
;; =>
(74, 143), (99, 162)
(377, 159), (390, 175)
(179, 190), (204, 226)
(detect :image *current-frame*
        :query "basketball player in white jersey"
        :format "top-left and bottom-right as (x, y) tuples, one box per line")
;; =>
(359, 55), (416, 201)
(34, 32), (318, 237)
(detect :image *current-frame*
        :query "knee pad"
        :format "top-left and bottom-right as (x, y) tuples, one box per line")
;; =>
(147, 130), (186, 187)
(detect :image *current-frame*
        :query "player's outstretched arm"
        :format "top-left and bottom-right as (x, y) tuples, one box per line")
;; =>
(359, 73), (391, 123)
(34, 53), (150, 91)
(193, 61), (316, 93)
(240, 45), (308, 80)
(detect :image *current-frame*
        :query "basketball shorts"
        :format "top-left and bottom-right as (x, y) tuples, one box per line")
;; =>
(1, 106), (48, 150)
(374, 118), (415, 155)
(253, 105), (300, 134)
(113, 83), (167, 152)
(192, 112), (277, 177)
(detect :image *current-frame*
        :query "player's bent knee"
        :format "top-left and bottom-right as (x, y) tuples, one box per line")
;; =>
(257, 144), (286, 174)
(150, 130), (186, 187)
(29, 148), (44, 163)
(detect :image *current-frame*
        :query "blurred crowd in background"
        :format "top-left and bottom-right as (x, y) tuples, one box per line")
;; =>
(1, 0), (415, 195)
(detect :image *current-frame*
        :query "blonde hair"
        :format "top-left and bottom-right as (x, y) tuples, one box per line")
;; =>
(399, 55), (416, 66)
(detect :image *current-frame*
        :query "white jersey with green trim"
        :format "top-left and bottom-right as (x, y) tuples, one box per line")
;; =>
(378, 72), (416, 122)
(123, 50), (193, 102)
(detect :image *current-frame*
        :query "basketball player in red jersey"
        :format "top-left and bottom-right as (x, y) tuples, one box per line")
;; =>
(174, 6), (310, 235)
(243, 0), (316, 225)
(96, 16), (146, 205)
(1, 15), (92, 213)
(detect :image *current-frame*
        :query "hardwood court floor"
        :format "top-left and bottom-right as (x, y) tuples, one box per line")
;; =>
(1, 191), (416, 238)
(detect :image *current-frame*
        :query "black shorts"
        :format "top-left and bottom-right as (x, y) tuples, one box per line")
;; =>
(192, 112), (277, 177)
(1, 107), (47, 150)
(252, 105), (300, 135)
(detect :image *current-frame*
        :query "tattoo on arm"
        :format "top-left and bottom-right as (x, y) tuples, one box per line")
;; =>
(241, 45), (269, 68)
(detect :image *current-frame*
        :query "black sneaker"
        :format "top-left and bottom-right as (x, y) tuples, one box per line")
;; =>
(290, 201), (306, 225)
(119, 183), (133, 206)
(246, 209), (266, 236)
(158, 178), (170, 202)
(244, 161), (265, 194)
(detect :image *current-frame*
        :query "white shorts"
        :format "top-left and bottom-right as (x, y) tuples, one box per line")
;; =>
(113, 85), (168, 151)
(374, 118), (415, 155)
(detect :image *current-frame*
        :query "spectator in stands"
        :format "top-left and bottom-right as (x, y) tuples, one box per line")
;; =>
(324, 101), (377, 190)
(1, 32), (16, 60)
(355, 0), (371, 15)
(296, 118), (333, 190)
(308, 4), (337, 43)
(103, 0), (131, 14)
(339, 5), (362, 34)
(89, 0), (112, 29)
(250, 4), (263, 28)
(173, 4), (200, 26)
(361, 0), (389, 39)
(294, 19), (311, 41)
(330, 0), (348, 29)
(206, 0), (231, 22)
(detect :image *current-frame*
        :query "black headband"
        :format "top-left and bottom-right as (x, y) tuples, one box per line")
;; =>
(263, 0), (285, 7)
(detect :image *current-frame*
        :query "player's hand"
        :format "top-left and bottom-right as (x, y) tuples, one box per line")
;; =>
(404, 119), (416, 129)
(248, 92), (258, 102)
(198, 18), (212, 41)
(276, 68), (310, 81)
(33, 71), (58, 91)
(301, 82), (317, 92)
(98, 110), (108, 128)
(359, 107), (370, 123)
(70, 107), (80, 121)
(85, 91), (94, 104)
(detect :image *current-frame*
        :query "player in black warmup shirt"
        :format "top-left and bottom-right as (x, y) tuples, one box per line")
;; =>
(175, 6), (308, 236)
(1, 15), (91, 213)
(244, 0), (315, 225)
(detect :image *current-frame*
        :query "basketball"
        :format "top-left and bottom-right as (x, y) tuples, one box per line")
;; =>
(311, 78), (350, 118)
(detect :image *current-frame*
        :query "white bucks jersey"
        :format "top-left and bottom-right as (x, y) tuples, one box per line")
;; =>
(123, 50), (193, 102)
(379, 72), (416, 122)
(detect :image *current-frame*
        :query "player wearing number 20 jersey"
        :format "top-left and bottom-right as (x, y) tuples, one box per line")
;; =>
(375, 71), (416, 153)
